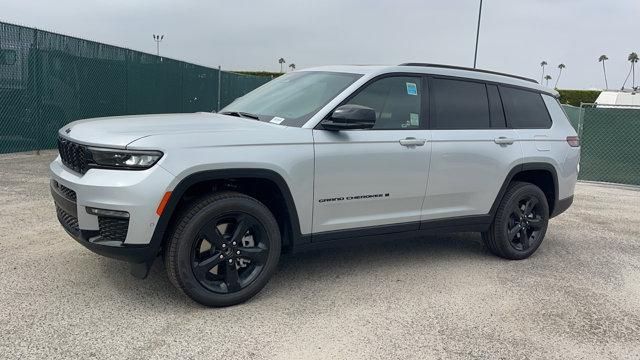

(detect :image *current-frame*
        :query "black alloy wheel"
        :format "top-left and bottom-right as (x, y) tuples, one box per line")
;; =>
(506, 196), (545, 252)
(165, 191), (281, 307)
(191, 212), (269, 294)
(483, 182), (549, 260)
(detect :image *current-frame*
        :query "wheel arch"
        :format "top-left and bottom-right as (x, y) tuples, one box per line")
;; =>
(149, 168), (304, 259)
(490, 162), (559, 219)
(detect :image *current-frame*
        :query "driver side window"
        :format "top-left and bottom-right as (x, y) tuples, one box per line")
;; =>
(345, 76), (423, 130)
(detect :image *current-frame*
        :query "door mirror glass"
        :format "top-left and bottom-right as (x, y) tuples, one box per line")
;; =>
(322, 105), (376, 131)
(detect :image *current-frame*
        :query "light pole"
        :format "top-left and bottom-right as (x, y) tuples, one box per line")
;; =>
(473, 0), (483, 68)
(153, 34), (164, 56)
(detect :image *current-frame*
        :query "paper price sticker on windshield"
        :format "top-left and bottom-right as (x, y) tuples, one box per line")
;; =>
(270, 117), (285, 124)
(410, 113), (420, 126)
(406, 82), (418, 95)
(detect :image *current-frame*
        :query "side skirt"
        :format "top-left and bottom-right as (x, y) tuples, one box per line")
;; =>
(291, 215), (491, 253)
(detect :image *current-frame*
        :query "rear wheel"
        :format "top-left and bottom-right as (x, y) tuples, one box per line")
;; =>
(165, 191), (281, 307)
(483, 182), (549, 260)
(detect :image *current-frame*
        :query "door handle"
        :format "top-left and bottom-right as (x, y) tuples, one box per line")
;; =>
(494, 137), (514, 145)
(399, 137), (426, 147)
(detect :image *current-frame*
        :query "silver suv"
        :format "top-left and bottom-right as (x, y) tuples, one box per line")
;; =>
(50, 63), (580, 306)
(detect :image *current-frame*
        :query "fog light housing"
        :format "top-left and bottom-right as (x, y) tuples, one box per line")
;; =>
(86, 207), (130, 219)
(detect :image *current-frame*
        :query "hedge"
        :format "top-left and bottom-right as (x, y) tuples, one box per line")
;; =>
(557, 89), (601, 106)
(232, 71), (284, 78)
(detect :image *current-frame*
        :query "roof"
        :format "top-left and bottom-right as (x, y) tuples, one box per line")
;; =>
(595, 90), (640, 107)
(301, 64), (558, 97)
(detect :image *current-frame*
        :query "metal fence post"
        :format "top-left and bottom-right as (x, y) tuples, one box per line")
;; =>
(217, 65), (221, 112)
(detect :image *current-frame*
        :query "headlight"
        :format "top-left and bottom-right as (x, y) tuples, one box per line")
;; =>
(87, 147), (163, 170)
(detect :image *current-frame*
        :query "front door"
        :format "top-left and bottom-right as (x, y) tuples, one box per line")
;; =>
(312, 75), (431, 236)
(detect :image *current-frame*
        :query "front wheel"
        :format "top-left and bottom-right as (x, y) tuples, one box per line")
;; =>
(164, 191), (281, 307)
(483, 182), (549, 260)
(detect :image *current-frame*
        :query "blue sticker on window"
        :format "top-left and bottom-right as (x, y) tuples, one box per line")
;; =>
(406, 82), (417, 95)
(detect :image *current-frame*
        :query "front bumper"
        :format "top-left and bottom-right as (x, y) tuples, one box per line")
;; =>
(50, 156), (174, 264)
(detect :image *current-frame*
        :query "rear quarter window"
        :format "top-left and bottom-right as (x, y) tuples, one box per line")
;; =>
(500, 86), (552, 129)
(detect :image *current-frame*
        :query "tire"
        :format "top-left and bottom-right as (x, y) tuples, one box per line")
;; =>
(164, 191), (281, 307)
(482, 181), (549, 260)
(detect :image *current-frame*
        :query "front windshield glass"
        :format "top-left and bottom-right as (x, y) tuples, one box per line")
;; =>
(220, 71), (362, 127)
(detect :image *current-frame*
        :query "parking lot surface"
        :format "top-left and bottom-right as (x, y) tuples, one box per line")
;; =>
(1, 151), (639, 360)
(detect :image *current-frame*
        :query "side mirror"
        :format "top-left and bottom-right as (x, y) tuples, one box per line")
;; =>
(321, 105), (376, 131)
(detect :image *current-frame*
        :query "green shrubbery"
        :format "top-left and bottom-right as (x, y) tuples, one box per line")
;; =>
(557, 89), (601, 106)
(232, 71), (284, 78)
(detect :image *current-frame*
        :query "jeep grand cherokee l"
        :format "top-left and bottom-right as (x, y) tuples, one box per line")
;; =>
(50, 63), (579, 306)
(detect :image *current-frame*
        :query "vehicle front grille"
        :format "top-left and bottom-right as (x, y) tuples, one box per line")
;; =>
(98, 216), (129, 243)
(52, 180), (77, 202)
(57, 136), (89, 174)
(56, 206), (79, 236)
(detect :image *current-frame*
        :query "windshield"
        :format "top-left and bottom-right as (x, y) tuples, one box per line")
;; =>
(220, 71), (362, 127)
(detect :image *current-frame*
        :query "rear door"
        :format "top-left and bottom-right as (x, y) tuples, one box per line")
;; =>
(312, 74), (431, 235)
(422, 77), (523, 221)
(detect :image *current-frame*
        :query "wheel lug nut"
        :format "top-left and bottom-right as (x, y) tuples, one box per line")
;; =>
(228, 259), (233, 264)
(219, 254), (224, 259)
(236, 251), (240, 255)
(222, 244), (226, 248)
(232, 242), (237, 246)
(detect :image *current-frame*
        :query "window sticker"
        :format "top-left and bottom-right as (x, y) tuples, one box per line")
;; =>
(270, 116), (285, 124)
(410, 113), (420, 126)
(406, 82), (418, 95)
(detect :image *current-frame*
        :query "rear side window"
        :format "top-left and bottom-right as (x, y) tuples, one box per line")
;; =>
(500, 86), (552, 129)
(431, 78), (490, 129)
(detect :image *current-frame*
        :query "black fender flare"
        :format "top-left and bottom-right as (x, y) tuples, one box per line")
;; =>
(147, 168), (304, 261)
(489, 162), (559, 218)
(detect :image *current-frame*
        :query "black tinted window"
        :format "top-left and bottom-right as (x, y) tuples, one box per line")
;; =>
(432, 78), (490, 129)
(347, 76), (422, 130)
(487, 84), (506, 128)
(500, 86), (552, 128)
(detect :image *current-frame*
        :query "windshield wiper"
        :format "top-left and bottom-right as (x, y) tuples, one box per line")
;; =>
(219, 111), (261, 120)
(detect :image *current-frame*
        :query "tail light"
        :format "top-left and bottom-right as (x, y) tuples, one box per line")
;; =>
(566, 136), (580, 147)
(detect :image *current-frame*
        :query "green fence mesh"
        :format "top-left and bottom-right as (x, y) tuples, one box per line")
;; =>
(575, 104), (640, 185)
(561, 104), (582, 133)
(0, 22), (271, 153)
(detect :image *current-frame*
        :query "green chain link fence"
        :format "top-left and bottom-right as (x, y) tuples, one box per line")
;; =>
(562, 103), (640, 186)
(0, 21), (271, 154)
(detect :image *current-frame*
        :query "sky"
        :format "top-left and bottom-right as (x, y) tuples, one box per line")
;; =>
(1, 0), (638, 89)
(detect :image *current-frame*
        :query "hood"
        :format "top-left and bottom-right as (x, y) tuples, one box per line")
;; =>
(60, 112), (281, 148)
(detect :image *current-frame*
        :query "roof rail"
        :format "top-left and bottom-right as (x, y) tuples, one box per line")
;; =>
(398, 63), (538, 84)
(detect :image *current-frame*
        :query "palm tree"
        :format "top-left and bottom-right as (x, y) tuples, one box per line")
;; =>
(544, 74), (552, 87)
(540, 61), (548, 83)
(554, 64), (566, 88)
(278, 57), (286, 73)
(598, 55), (609, 89)
(289, 63), (296, 71)
(630, 52), (638, 88)
(623, 52), (639, 89)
